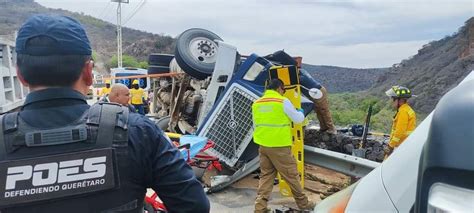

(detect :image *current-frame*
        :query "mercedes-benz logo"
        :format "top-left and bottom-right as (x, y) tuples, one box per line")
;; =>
(227, 120), (237, 129)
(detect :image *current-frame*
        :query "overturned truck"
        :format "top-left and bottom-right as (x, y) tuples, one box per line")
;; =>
(147, 28), (380, 192)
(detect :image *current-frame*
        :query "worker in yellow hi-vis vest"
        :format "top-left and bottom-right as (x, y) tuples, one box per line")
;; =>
(252, 79), (315, 213)
(384, 85), (417, 156)
(130, 79), (146, 115)
(98, 79), (111, 100)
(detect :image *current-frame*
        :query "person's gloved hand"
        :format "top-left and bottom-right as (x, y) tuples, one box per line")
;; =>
(297, 108), (304, 114)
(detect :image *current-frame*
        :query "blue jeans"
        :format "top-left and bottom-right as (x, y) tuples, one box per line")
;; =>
(133, 104), (145, 115)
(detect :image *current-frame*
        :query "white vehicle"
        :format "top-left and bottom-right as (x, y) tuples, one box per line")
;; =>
(314, 71), (474, 212)
(110, 67), (151, 91)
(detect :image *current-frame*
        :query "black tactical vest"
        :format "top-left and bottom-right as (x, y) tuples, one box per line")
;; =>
(0, 103), (146, 213)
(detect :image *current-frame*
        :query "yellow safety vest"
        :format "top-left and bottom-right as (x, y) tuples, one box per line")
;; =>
(389, 103), (416, 148)
(130, 88), (145, 105)
(252, 90), (292, 147)
(100, 87), (111, 96)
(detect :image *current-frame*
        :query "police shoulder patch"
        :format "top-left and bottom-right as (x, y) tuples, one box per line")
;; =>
(0, 148), (117, 207)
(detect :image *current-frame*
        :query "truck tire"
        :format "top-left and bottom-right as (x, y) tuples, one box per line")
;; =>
(148, 65), (169, 74)
(175, 28), (223, 80)
(148, 54), (174, 66)
(155, 116), (170, 130)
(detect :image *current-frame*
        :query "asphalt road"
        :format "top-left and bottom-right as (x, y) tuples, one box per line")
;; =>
(207, 187), (293, 213)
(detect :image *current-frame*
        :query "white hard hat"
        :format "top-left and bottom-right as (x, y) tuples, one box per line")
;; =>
(308, 88), (323, 99)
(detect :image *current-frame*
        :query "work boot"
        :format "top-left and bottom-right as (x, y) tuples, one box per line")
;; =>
(255, 197), (271, 213)
(254, 207), (271, 213)
(326, 129), (337, 135)
(297, 200), (316, 211)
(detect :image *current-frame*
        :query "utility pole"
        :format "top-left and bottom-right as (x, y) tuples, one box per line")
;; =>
(112, 0), (129, 68)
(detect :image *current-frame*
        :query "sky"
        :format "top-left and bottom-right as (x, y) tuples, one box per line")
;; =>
(35, 0), (473, 68)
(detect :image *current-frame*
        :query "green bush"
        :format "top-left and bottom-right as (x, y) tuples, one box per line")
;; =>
(138, 61), (149, 69)
(107, 54), (148, 69)
(92, 51), (98, 61)
(371, 107), (396, 133)
(320, 93), (396, 133)
(322, 93), (426, 133)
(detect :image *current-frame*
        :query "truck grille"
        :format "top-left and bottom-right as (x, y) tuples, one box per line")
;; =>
(199, 84), (259, 167)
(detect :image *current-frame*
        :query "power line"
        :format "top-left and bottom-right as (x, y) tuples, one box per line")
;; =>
(122, 0), (145, 25)
(98, 1), (112, 20)
(122, 0), (146, 25)
(103, 7), (113, 21)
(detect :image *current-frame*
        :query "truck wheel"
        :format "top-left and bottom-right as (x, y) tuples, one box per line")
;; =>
(155, 116), (170, 130)
(148, 65), (169, 74)
(175, 28), (223, 80)
(148, 54), (174, 66)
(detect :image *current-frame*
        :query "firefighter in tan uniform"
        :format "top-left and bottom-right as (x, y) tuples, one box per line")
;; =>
(299, 69), (336, 134)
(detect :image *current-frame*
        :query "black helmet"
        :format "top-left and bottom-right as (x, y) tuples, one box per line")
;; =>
(385, 85), (412, 99)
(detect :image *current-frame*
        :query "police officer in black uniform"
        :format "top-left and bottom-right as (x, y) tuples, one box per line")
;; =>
(0, 14), (209, 213)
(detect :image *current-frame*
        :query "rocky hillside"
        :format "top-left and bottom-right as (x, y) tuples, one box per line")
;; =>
(0, 0), (175, 73)
(302, 64), (388, 93)
(304, 18), (473, 114)
(370, 17), (474, 113)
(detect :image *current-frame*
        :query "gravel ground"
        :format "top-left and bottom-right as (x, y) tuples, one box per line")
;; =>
(205, 164), (350, 212)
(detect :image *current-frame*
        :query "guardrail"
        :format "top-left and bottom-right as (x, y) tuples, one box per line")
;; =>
(304, 145), (381, 177)
(207, 145), (381, 193)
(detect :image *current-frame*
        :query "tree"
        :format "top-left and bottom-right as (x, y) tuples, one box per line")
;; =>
(107, 54), (148, 69)
(138, 61), (149, 69)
